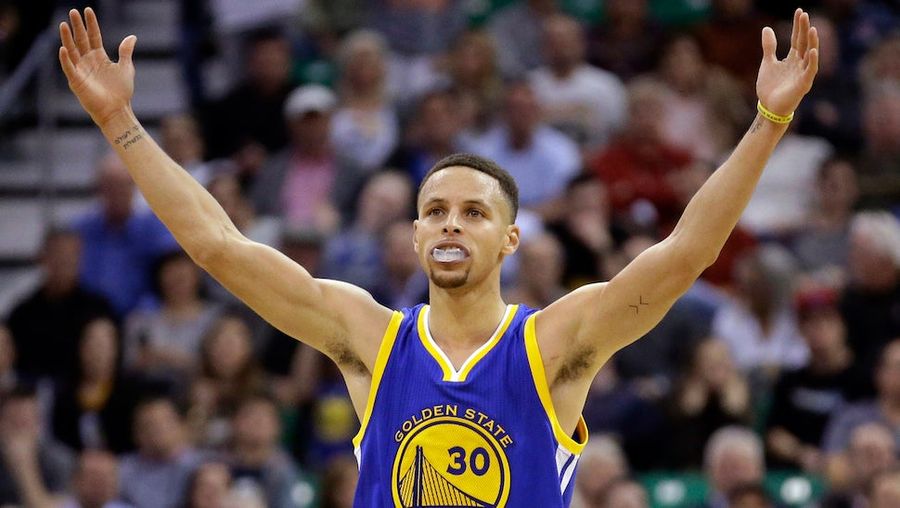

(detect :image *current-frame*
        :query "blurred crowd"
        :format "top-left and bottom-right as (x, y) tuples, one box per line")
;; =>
(2, 0), (900, 507)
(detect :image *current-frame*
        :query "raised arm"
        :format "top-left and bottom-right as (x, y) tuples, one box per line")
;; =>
(539, 10), (819, 382)
(58, 9), (391, 366)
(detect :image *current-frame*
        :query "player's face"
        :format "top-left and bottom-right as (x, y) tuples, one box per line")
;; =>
(414, 167), (519, 290)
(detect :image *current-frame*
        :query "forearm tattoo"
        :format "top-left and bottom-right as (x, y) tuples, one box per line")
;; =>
(113, 124), (144, 150)
(629, 295), (649, 314)
(749, 117), (764, 134)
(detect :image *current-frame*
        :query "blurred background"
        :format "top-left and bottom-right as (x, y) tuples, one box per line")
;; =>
(0, 0), (899, 507)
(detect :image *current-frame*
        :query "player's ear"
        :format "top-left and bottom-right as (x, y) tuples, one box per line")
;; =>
(501, 224), (520, 256)
(412, 219), (420, 253)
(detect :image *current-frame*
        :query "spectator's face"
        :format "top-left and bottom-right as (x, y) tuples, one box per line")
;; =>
(574, 449), (626, 501)
(80, 318), (118, 381)
(384, 222), (419, 279)
(419, 94), (460, 150)
(848, 425), (896, 487)
(876, 341), (900, 402)
(97, 156), (134, 222)
(358, 173), (412, 232)
(233, 400), (280, 449)
(247, 38), (290, 93)
(0, 326), (15, 374)
(863, 92), (900, 154)
(817, 160), (858, 214)
(134, 401), (184, 458)
(209, 175), (247, 223)
(159, 255), (201, 304)
(810, 15), (838, 75)
(74, 451), (119, 507)
(543, 17), (584, 70)
(519, 235), (564, 291)
(848, 230), (897, 291)
(713, 0), (752, 18)
(452, 33), (495, 85)
(799, 309), (846, 359)
(206, 317), (252, 379)
(606, 0), (647, 25)
(710, 447), (763, 494)
(415, 167), (519, 290)
(504, 85), (540, 139)
(41, 233), (81, 290)
(870, 472), (900, 508)
(626, 92), (664, 142)
(288, 112), (332, 152)
(190, 463), (232, 508)
(661, 37), (704, 92)
(604, 481), (649, 508)
(344, 43), (385, 93)
(694, 339), (736, 387)
(161, 115), (204, 166)
(0, 397), (40, 438)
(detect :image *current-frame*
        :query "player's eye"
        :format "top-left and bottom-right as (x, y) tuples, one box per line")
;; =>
(467, 209), (483, 218)
(427, 208), (444, 217)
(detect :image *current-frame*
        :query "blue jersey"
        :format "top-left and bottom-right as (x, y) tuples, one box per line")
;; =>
(353, 303), (588, 507)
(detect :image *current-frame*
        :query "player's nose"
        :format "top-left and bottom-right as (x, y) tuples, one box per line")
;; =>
(442, 210), (463, 234)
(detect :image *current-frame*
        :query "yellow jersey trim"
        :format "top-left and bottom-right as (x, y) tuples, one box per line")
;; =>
(352, 310), (404, 449)
(523, 312), (589, 455)
(417, 304), (518, 382)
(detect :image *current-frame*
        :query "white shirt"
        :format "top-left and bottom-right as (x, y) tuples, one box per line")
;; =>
(712, 302), (809, 372)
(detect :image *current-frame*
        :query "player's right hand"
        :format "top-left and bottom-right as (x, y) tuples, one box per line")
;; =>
(59, 8), (136, 125)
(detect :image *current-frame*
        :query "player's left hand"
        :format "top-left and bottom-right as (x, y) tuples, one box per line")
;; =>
(756, 8), (819, 117)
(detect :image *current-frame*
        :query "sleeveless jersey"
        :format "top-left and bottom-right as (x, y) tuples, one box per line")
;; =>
(352, 303), (588, 507)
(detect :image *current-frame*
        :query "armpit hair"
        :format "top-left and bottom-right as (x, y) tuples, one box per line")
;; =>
(554, 344), (598, 384)
(326, 339), (368, 375)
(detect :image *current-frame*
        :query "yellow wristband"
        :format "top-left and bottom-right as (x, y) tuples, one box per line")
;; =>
(757, 100), (794, 124)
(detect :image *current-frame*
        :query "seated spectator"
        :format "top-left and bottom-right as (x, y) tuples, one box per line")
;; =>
(841, 212), (900, 390)
(791, 158), (858, 284)
(586, 0), (663, 80)
(124, 250), (221, 381)
(765, 288), (858, 472)
(701, 426), (765, 508)
(202, 28), (293, 167)
(655, 33), (746, 162)
(712, 245), (808, 383)
(869, 467), (900, 508)
(321, 171), (413, 292)
(320, 455), (358, 508)
(73, 154), (178, 317)
(366, 0), (467, 58)
(52, 317), (138, 454)
(856, 84), (900, 209)
(505, 232), (567, 309)
(822, 339), (900, 488)
(0, 385), (75, 507)
(463, 80), (580, 218)
(530, 14), (626, 150)
(331, 30), (398, 172)
(7, 228), (113, 382)
(0, 325), (17, 397)
(445, 30), (503, 135)
(119, 396), (203, 508)
(227, 394), (301, 508)
(183, 461), (233, 508)
(821, 423), (897, 508)
(370, 221), (429, 309)
(603, 478), (649, 508)
(488, 0), (559, 77)
(159, 113), (214, 188)
(727, 483), (773, 508)
(188, 314), (266, 448)
(61, 450), (132, 508)
(572, 435), (629, 508)
(250, 84), (364, 231)
(589, 79), (693, 228)
(666, 338), (750, 469)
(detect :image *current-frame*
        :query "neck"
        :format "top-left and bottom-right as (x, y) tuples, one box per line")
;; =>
(427, 277), (507, 350)
(43, 277), (76, 297)
(234, 442), (273, 467)
(550, 62), (577, 79)
(810, 346), (851, 372)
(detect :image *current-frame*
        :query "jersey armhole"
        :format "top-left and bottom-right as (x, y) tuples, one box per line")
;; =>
(352, 310), (404, 450)
(523, 312), (589, 455)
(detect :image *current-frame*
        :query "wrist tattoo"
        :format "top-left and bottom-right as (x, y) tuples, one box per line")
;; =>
(629, 295), (649, 314)
(113, 124), (144, 150)
(749, 117), (764, 134)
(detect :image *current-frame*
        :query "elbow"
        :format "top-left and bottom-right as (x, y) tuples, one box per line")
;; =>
(667, 234), (719, 278)
(188, 226), (234, 269)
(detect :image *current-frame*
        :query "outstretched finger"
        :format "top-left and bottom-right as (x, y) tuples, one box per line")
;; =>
(59, 22), (80, 65)
(118, 35), (137, 66)
(69, 9), (91, 55)
(797, 11), (810, 56)
(807, 24), (819, 57)
(762, 26), (777, 63)
(59, 47), (78, 82)
(85, 7), (103, 51)
(790, 8), (801, 54)
(803, 47), (819, 88)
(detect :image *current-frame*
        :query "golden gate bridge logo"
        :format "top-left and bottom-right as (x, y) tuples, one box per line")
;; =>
(397, 446), (493, 506)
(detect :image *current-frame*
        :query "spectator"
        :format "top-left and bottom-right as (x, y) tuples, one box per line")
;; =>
(821, 0), (897, 74)
(366, 0), (467, 57)
(320, 455), (358, 508)
(506, 232), (567, 309)
(0, 325), (15, 397)
(712, 245), (808, 382)
(655, 33), (747, 162)
(727, 483), (773, 508)
(0, 385), (74, 507)
(821, 423), (897, 507)
(589, 79), (692, 228)
(822, 339), (900, 487)
(488, 0), (559, 77)
(61, 450), (132, 508)
(52, 317), (138, 454)
(203, 28), (293, 165)
(841, 212), (900, 387)
(331, 30), (398, 172)
(227, 394), (301, 508)
(694, 0), (772, 95)
(371, 221), (429, 309)
(445, 30), (503, 135)
(464, 80), (580, 218)
(869, 467), (900, 508)
(586, 0), (664, 80)
(7, 228), (113, 382)
(119, 396), (202, 508)
(530, 14), (626, 150)
(856, 84), (900, 209)
(602, 479), (649, 508)
(791, 158), (858, 283)
(387, 90), (465, 185)
(250, 84), (364, 231)
(321, 171), (413, 292)
(766, 288), (857, 472)
(794, 16), (862, 153)
(701, 426), (765, 508)
(73, 154), (178, 317)
(667, 338), (750, 469)
(859, 35), (900, 90)
(188, 314), (266, 449)
(183, 461), (233, 508)
(572, 435), (629, 508)
(123, 250), (221, 381)
(159, 113), (214, 188)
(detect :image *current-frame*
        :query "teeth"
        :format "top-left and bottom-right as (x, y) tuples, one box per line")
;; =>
(433, 247), (466, 262)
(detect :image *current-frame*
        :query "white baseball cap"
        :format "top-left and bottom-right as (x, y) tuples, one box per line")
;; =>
(284, 84), (338, 118)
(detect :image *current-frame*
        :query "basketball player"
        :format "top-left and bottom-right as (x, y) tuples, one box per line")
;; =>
(58, 8), (818, 506)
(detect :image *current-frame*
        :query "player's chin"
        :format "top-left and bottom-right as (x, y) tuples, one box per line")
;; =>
(429, 269), (469, 289)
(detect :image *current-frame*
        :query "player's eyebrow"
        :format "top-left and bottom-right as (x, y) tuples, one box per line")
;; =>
(421, 198), (493, 210)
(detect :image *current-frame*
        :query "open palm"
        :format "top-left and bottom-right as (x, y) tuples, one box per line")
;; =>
(756, 8), (820, 117)
(59, 8), (137, 124)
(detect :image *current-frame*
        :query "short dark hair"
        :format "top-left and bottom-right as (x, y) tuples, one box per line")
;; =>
(419, 153), (519, 222)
